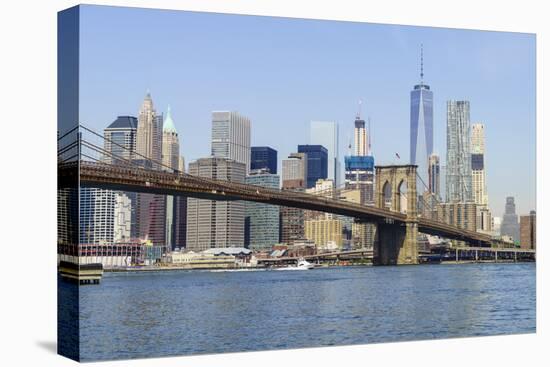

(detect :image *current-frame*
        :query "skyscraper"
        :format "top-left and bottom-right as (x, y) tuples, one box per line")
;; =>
(310, 121), (340, 187)
(471, 123), (485, 153)
(187, 110), (250, 251)
(251, 146), (277, 174)
(354, 106), (368, 156)
(282, 152), (307, 188)
(281, 154), (308, 244)
(471, 123), (488, 206)
(174, 154), (187, 249)
(446, 100), (472, 203)
(436, 202), (477, 232)
(428, 153), (440, 199)
(147, 193), (167, 248)
(344, 156), (374, 205)
(245, 169), (280, 251)
(161, 106), (181, 250)
(297, 144), (328, 188)
(470, 123), (492, 233)
(280, 181), (306, 245)
(410, 46), (434, 190)
(211, 111), (251, 171)
(103, 115), (139, 238)
(345, 107), (376, 248)
(161, 106), (180, 171)
(186, 158), (246, 250)
(135, 93), (165, 246)
(79, 188), (131, 244)
(103, 116), (138, 164)
(136, 92), (162, 168)
(501, 196), (520, 243)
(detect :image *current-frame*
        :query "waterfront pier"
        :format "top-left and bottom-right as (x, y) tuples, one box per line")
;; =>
(59, 261), (103, 285)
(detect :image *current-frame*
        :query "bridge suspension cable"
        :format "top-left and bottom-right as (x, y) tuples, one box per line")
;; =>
(78, 123), (251, 192)
(57, 125), (80, 142)
(57, 139), (80, 157)
(79, 124), (183, 174)
(60, 123), (493, 246)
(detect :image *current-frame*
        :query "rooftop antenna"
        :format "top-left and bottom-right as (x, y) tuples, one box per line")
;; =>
(420, 44), (424, 85)
(357, 99), (363, 120)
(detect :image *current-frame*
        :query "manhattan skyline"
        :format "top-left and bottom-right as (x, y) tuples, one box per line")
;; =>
(78, 5), (536, 217)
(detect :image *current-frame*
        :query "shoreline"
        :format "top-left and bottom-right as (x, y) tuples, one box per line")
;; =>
(100, 260), (534, 273)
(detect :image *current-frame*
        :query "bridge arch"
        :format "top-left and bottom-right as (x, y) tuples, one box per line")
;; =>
(397, 179), (407, 214)
(382, 181), (392, 210)
(374, 165), (418, 265)
(375, 165), (417, 217)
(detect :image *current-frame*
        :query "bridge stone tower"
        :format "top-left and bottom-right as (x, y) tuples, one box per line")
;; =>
(374, 165), (419, 265)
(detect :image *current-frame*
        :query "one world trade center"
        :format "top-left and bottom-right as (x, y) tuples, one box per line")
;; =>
(410, 45), (433, 194)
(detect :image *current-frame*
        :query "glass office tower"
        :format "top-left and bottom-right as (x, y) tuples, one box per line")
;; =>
(245, 169), (280, 251)
(310, 121), (340, 187)
(410, 83), (433, 191)
(251, 146), (277, 174)
(410, 47), (433, 192)
(297, 144), (328, 189)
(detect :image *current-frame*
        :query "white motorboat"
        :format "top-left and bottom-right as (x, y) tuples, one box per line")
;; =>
(274, 258), (315, 271)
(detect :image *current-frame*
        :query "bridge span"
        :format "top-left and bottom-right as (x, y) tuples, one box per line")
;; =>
(59, 161), (497, 265)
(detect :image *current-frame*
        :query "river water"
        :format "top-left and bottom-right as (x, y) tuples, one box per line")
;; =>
(68, 263), (535, 361)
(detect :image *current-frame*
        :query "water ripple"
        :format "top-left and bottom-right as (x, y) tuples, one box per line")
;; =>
(67, 263), (536, 361)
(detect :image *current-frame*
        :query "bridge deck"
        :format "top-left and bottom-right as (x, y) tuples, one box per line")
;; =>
(59, 161), (495, 246)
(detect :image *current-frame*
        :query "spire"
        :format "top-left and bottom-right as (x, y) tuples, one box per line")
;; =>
(420, 44), (424, 85)
(163, 105), (177, 134)
(356, 99), (363, 120)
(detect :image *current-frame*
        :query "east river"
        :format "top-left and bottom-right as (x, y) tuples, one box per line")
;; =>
(62, 263), (536, 361)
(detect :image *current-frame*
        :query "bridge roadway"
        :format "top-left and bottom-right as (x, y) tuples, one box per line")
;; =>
(59, 161), (494, 246)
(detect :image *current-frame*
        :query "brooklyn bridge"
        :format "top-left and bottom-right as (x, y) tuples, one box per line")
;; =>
(57, 123), (509, 265)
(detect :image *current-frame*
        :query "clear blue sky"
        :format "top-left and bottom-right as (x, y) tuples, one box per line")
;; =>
(78, 5), (536, 218)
